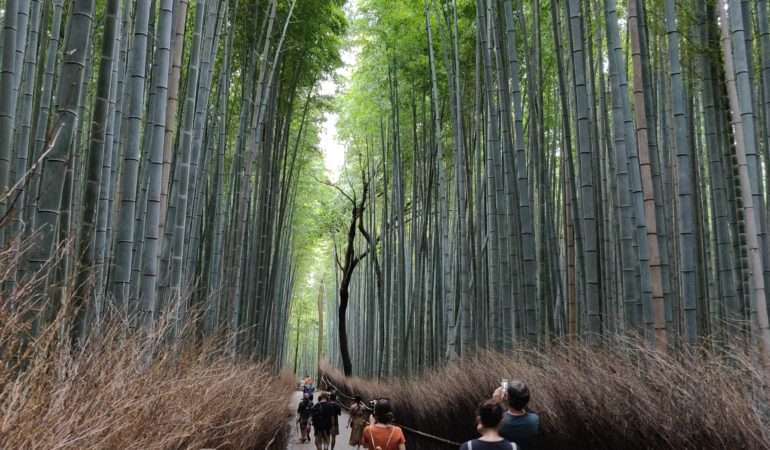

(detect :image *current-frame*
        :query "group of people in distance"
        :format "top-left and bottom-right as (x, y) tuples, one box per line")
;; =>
(297, 383), (404, 450)
(299, 375), (344, 448)
(296, 376), (538, 450)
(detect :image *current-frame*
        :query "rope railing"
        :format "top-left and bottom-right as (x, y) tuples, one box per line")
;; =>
(320, 373), (461, 446)
(395, 424), (462, 446)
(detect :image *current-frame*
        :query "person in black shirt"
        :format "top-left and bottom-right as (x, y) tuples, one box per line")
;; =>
(297, 393), (314, 443)
(328, 392), (343, 449)
(307, 392), (335, 450)
(460, 400), (517, 450)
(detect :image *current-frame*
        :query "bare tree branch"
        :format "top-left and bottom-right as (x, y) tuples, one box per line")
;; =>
(310, 173), (355, 204)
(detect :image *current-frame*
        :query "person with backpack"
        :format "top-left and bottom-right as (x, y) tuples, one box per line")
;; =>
(297, 393), (314, 443)
(460, 400), (517, 450)
(362, 398), (406, 450)
(307, 392), (334, 450)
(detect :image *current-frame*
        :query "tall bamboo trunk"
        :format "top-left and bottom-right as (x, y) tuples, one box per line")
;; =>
(718, 0), (770, 356)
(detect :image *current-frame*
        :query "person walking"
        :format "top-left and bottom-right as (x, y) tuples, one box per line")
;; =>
(492, 380), (539, 450)
(297, 393), (314, 443)
(348, 395), (367, 447)
(307, 392), (334, 450)
(362, 399), (406, 450)
(304, 376), (316, 399)
(329, 392), (342, 450)
(459, 400), (517, 450)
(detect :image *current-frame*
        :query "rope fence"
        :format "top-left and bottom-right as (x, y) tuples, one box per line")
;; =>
(320, 373), (461, 446)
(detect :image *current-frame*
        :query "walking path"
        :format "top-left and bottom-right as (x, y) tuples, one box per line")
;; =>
(286, 390), (357, 450)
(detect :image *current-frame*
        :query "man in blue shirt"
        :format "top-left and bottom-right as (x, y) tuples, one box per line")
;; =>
(304, 378), (316, 399)
(493, 380), (539, 450)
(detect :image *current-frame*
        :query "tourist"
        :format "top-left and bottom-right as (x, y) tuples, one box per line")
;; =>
(297, 392), (314, 443)
(492, 380), (539, 450)
(307, 392), (335, 450)
(304, 376), (316, 399)
(362, 398), (406, 450)
(348, 395), (367, 447)
(460, 400), (517, 450)
(329, 392), (342, 449)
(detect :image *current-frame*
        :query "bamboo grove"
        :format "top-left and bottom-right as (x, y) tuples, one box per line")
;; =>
(0, 0), (347, 362)
(314, 0), (770, 378)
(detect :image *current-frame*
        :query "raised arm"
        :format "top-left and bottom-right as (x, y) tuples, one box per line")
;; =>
(492, 387), (506, 403)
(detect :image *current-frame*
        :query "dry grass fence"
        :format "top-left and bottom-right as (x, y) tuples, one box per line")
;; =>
(0, 248), (295, 449)
(322, 340), (770, 450)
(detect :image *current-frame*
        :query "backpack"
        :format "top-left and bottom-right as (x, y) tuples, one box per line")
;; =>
(311, 402), (324, 426)
(367, 426), (395, 450)
(299, 400), (313, 420)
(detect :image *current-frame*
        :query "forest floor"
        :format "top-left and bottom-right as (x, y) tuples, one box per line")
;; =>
(286, 391), (356, 450)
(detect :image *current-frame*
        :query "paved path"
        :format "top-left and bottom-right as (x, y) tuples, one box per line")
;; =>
(286, 391), (359, 450)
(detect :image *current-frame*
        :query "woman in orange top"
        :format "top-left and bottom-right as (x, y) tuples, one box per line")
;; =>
(362, 399), (406, 450)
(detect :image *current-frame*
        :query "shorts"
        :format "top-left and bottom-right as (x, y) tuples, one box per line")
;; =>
(315, 430), (331, 447)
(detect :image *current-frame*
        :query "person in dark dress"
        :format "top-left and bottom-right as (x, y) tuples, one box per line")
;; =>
(460, 400), (517, 450)
(492, 380), (539, 450)
(328, 392), (342, 449)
